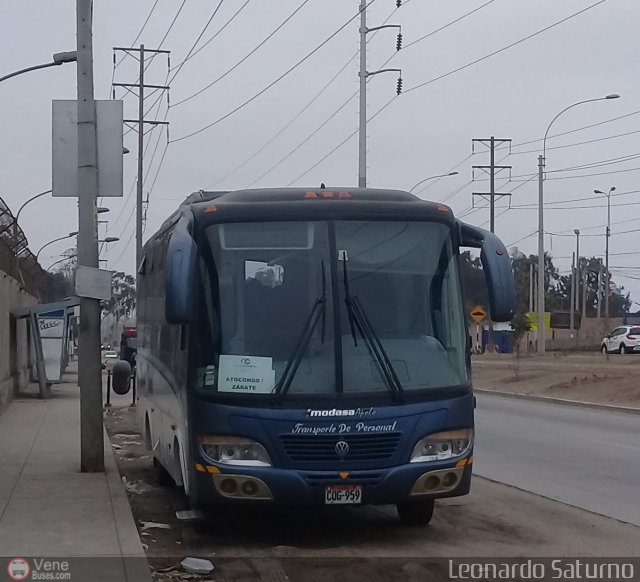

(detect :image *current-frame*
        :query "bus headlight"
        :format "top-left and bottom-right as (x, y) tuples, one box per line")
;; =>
(200, 436), (272, 467)
(410, 429), (473, 463)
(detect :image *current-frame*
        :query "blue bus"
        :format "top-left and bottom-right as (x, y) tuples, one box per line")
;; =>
(134, 188), (514, 525)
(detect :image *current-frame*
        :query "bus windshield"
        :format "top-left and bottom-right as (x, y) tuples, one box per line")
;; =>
(203, 220), (467, 397)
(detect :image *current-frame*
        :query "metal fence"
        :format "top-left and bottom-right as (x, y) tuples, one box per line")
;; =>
(0, 195), (52, 299)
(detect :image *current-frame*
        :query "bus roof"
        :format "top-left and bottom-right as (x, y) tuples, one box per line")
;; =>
(185, 188), (454, 223)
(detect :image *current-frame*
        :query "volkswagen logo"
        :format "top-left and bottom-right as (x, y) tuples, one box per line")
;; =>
(334, 440), (349, 457)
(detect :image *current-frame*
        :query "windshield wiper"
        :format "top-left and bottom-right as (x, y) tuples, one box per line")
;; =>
(342, 256), (404, 402)
(273, 262), (326, 403)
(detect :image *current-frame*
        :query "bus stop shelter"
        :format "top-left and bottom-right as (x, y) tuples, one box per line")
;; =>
(12, 297), (79, 398)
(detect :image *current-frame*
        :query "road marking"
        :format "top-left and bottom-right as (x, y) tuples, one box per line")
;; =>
(587, 439), (640, 451)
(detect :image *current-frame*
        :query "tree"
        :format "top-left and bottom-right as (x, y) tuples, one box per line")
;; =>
(459, 251), (488, 317)
(102, 271), (136, 320)
(510, 311), (531, 378)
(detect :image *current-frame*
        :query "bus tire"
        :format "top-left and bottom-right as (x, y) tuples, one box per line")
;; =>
(396, 499), (435, 526)
(153, 456), (174, 487)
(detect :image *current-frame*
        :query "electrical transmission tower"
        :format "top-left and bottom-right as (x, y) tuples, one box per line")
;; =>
(358, 0), (404, 187)
(112, 45), (170, 272)
(471, 136), (512, 350)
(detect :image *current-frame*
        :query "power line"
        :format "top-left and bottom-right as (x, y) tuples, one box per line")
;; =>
(207, 3), (402, 188)
(527, 189), (640, 207)
(166, 0), (225, 84)
(508, 128), (640, 156)
(510, 200), (640, 210)
(404, 0), (496, 50)
(157, 0), (188, 49)
(115, 0), (160, 68)
(171, 0), (251, 70)
(170, 0), (379, 143)
(508, 109), (640, 151)
(246, 92), (357, 187)
(280, 0), (608, 187)
(404, 0), (607, 94)
(209, 53), (359, 189)
(514, 165), (640, 182)
(286, 129), (359, 186)
(172, 0), (313, 108)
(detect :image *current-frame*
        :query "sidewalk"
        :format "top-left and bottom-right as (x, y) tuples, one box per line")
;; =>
(0, 362), (151, 582)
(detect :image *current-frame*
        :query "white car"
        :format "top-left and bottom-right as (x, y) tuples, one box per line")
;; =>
(601, 326), (640, 354)
(102, 350), (119, 366)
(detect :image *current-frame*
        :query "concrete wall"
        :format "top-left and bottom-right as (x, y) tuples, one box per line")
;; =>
(0, 272), (36, 411)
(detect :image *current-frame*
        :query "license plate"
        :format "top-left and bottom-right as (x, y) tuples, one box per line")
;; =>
(324, 485), (362, 504)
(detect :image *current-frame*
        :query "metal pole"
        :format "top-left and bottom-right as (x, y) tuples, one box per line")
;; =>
(77, 0), (104, 472)
(597, 260), (602, 318)
(537, 154), (545, 354)
(358, 0), (367, 188)
(575, 230), (580, 319)
(581, 268), (587, 322)
(605, 192), (611, 331)
(570, 252), (575, 331)
(136, 44), (145, 276)
(105, 369), (112, 408)
(487, 136), (495, 352)
(529, 262), (534, 312)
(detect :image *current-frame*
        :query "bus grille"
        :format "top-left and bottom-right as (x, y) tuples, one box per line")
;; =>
(280, 432), (402, 462)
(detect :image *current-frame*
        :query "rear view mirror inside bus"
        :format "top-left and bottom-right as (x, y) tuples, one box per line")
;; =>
(165, 220), (198, 324)
(459, 222), (515, 322)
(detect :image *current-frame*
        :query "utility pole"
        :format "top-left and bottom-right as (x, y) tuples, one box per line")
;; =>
(472, 136), (512, 351)
(137, 45), (145, 275)
(537, 155), (545, 354)
(581, 268), (587, 322)
(597, 260), (603, 318)
(112, 45), (170, 273)
(573, 229), (580, 332)
(76, 0), (103, 472)
(570, 252), (575, 332)
(358, 0), (367, 188)
(358, 0), (403, 188)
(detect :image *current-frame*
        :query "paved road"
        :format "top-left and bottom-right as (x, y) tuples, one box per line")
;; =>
(474, 394), (640, 526)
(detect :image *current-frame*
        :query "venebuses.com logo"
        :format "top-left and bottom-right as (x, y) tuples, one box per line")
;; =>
(6, 558), (71, 581)
(7, 559), (30, 581)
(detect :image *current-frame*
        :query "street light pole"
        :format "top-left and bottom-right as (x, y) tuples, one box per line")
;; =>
(595, 186), (616, 334)
(7, 189), (53, 243)
(36, 231), (78, 262)
(574, 229), (580, 329)
(536, 94), (620, 355)
(409, 171), (459, 193)
(0, 52), (77, 84)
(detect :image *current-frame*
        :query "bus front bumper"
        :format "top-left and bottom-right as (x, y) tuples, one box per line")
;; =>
(192, 457), (473, 506)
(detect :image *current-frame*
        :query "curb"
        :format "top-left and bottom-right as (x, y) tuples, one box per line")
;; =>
(103, 428), (153, 582)
(474, 388), (640, 416)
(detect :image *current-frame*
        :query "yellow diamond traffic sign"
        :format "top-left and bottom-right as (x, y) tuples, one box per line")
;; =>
(470, 305), (487, 323)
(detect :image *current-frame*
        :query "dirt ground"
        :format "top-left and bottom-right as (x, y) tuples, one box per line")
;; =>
(104, 402), (640, 582)
(472, 352), (640, 407)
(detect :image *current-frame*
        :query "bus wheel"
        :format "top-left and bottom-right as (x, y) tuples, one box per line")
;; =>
(153, 456), (174, 487)
(396, 499), (435, 526)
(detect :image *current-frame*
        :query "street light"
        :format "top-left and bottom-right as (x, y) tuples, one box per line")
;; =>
(45, 237), (119, 271)
(0, 51), (77, 84)
(36, 231), (79, 261)
(536, 94), (620, 354)
(409, 172), (459, 193)
(594, 186), (616, 333)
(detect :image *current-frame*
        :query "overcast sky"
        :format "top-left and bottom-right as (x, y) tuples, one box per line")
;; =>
(2, 0), (639, 306)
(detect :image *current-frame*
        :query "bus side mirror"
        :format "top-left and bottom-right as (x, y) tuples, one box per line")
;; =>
(459, 222), (516, 322)
(165, 222), (198, 324)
